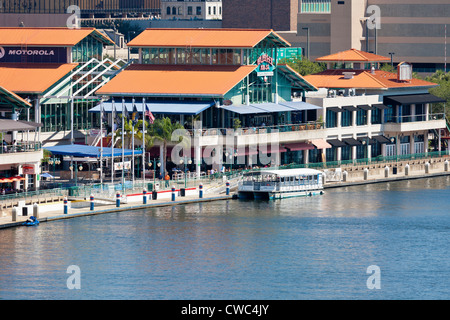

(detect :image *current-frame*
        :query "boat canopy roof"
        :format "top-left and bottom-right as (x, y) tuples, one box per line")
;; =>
(244, 168), (322, 178)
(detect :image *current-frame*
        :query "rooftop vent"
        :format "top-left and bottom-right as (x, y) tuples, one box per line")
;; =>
(397, 62), (413, 82)
(343, 72), (355, 79)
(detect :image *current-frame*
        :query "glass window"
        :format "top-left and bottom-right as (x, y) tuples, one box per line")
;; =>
(341, 110), (352, 127)
(196, 6), (202, 15)
(356, 109), (367, 126)
(326, 109), (337, 128)
(371, 107), (381, 124)
(187, 6), (192, 15)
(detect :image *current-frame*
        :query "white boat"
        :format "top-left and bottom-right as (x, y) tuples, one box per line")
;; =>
(238, 168), (324, 200)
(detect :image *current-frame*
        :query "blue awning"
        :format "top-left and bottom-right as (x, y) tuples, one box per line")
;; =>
(221, 101), (322, 115)
(279, 101), (322, 111)
(89, 99), (215, 115)
(251, 103), (294, 113)
(220, 104), (269, 115)
(44, 145), (142, 158)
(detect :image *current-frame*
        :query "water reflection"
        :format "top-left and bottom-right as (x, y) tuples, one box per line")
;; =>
(0, 176), (449, 299)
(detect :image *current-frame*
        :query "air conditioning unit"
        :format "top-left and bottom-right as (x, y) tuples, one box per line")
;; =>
(328, 90), (336, 98)
(348, 88), (356, 96)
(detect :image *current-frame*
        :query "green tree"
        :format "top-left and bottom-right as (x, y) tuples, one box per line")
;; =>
(147, 117), (186, 174)
(425, 70), (450, 119)
(278, 56), (326, 76)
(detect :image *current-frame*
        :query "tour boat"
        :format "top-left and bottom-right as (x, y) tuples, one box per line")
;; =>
(238, 168), (324, 200)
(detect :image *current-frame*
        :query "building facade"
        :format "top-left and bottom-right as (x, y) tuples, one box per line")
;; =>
(0, 27), (115, 147)
(95, 28), (328, 175)
(303, 49), (448, 162)
(288, 0), (450, 72)
(0, 0), (160, 17)
(161, 0), (222, 21)
(222, 0), (298, 31)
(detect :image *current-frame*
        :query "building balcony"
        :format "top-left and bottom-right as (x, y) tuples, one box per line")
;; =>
(0, 148), (43, 166)
(187, 122), (326, 146)
(382, 114), (447, 133)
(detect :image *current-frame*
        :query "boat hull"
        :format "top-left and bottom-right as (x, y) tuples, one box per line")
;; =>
(238, 189), (323, 200)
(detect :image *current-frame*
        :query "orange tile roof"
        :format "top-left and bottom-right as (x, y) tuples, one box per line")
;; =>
(127, 28), (291, 48)
(303, 69), (438, 90)
(96, 64), (257, 97)
(0, 85), (32, 108)
(316, 49), (390, 62)
(0, 63), (78, 93)
(0, 27), (112, 47)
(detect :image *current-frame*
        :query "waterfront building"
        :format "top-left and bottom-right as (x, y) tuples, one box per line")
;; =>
(0, 27), (117, 189)
(0, 27), (116, 147)
(303, 49), (448, 162)
(94, 28), (327, 175)
(0, 88), (42, 191)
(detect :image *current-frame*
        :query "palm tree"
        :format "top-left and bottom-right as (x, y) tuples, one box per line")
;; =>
(115, 115), (154, 150)
(147, 117), (186, 175)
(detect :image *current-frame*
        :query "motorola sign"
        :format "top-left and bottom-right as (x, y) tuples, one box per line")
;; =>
(0, 46), (67, 63)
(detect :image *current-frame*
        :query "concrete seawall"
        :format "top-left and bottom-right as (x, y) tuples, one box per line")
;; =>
(1, 157), (449, 229)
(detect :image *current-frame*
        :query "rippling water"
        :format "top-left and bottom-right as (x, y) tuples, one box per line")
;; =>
(1, 176), (449, 300)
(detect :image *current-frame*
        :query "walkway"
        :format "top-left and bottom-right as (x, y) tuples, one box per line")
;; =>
(0, 192), (233, 229)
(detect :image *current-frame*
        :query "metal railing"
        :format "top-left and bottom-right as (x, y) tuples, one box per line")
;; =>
(185, 121), (324, 137)
(0, 142), (42, 154)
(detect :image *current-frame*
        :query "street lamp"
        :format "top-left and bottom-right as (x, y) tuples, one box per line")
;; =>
(47, 157), (61, 187)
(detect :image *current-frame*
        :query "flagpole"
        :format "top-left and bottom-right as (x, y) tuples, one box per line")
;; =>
(100, 99), (103, 186)
(111, 98), (115, 185)
(132, 98), (135, 186)
(142, 97), (146, 186)
(122, 97), (125, 192)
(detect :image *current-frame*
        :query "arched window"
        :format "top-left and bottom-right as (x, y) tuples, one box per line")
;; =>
(178, 7), (183, 15)
(167, 7), (171, 15)
(172, 7), (176, 15)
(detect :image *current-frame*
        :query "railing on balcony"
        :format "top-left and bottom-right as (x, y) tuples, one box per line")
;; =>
(186, 121), (325, 137)
(0, 142), (42, 154)
(385, 113), (446, 124)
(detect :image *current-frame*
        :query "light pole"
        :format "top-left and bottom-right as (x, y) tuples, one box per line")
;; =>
(302, 27), (310, 60)
(389, 52), (395, 68)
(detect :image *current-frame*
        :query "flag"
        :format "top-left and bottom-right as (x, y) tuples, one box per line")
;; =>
(145, 105), (155, 124)
(131, 99), (138, 125)
(122, 101), (130, 120)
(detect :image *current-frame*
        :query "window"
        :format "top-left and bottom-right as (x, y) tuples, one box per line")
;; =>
(341, 110), (352, 127)
(326, 109), (337, 128)
(172, 7), (176, 15)
(178, 7), (183, 15)
(167, 7), (171, 15)
(208, 6), (211, 15)
(213, 6), (216, 15)
(196, 6), (202, 15)
(371, 107), (381, 124)
(187, 6), (192, 15)
(301, 0), (331, 13)
(356, 109), (367, 126)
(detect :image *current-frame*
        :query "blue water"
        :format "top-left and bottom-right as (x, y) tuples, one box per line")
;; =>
(0, 177), (449, 300)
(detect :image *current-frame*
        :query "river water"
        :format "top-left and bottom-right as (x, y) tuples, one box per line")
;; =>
(0, 177), (449, 300)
